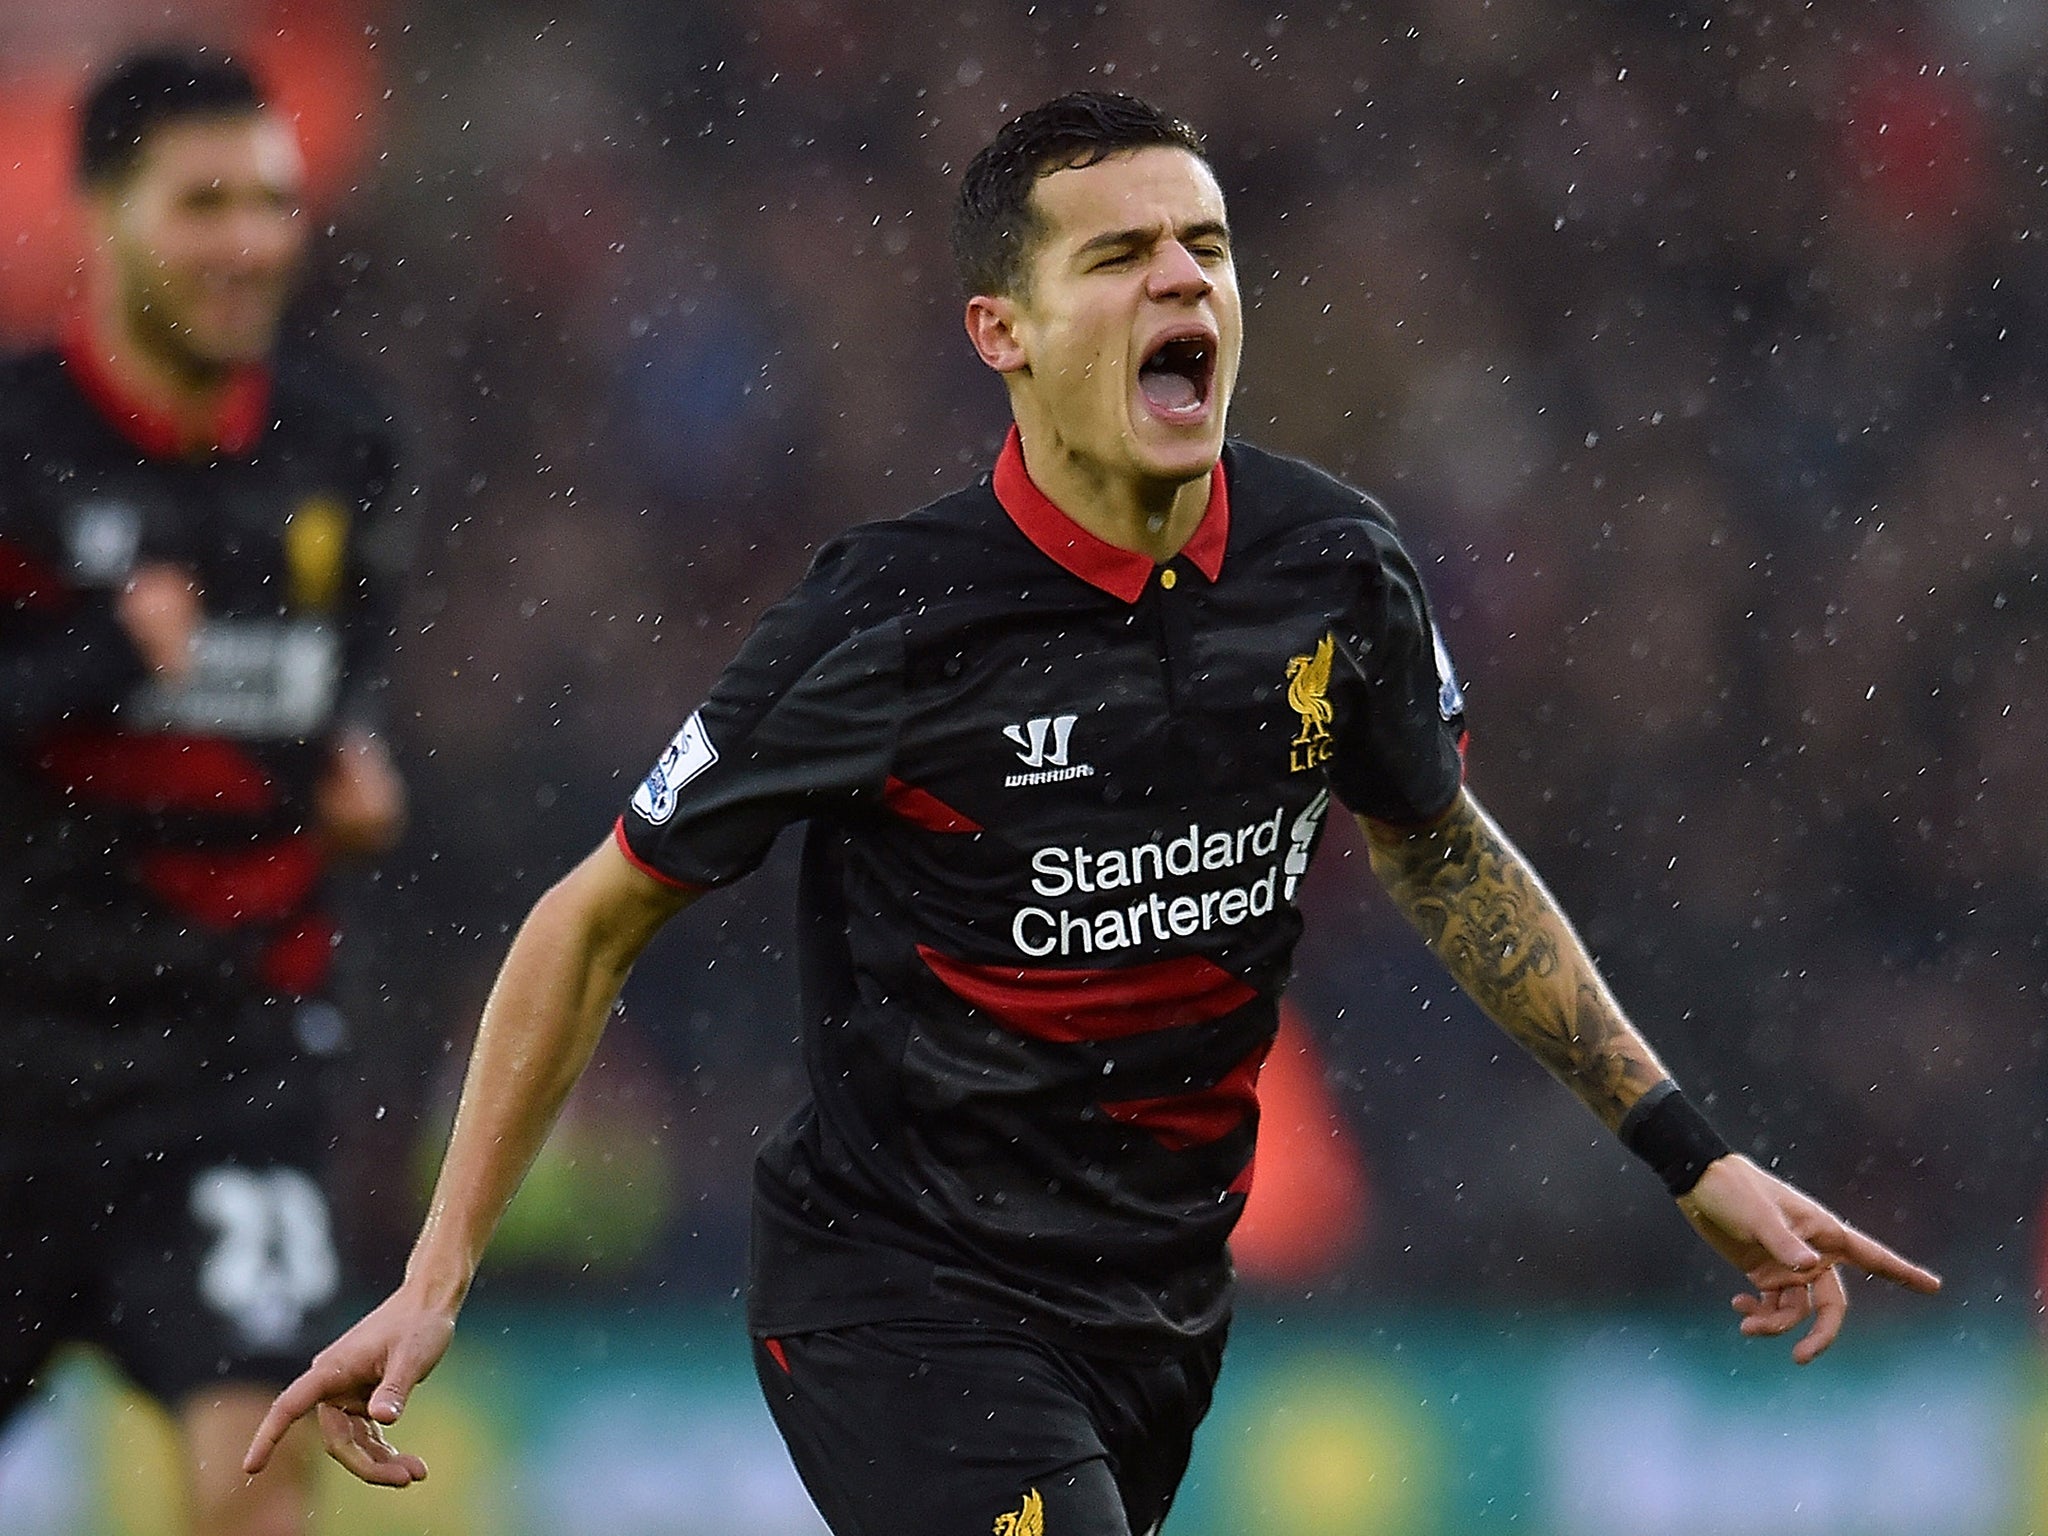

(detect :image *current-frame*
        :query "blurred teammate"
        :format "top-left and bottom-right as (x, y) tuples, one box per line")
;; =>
(0, 48), (410, 1536)
(248, 93), (1938, 1534)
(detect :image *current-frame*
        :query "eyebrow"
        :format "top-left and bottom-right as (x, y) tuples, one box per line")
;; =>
(1074, 218), (1232, 260)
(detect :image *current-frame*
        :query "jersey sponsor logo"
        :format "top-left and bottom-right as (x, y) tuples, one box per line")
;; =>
(284, 492), (351, 611)
(1431, 620), (1465, 720)
(1286, 633), (1335, 772)
(632, 709), (718, 825)
(992, 1488), (1044, 1536)
(1012, 808), (1288, 959)
(1003, 713), (1095, 787)
(136, 618), (343, 737)
(64, 498), (142, 584)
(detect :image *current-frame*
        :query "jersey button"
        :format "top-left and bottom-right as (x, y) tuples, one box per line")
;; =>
(1159, 567), (1177, 590)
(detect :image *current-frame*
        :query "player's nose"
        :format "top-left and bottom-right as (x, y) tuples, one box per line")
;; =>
(1147, 241), (1212, 301)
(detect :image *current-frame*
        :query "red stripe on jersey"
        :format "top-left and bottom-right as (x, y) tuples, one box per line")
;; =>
(1100, 1041), (1270, 1150)
(611, 816), (709, 893)
(882, 776), (982, 833)
(259, 913), (338, 996)
(34, 728), (278, 814)
(0, 537), (67, 610)
(137, 835), (324, 928)
(916, 946), (1258, 1042)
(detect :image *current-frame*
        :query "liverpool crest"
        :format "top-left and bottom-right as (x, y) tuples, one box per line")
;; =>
(1285, 633), (1335, 772)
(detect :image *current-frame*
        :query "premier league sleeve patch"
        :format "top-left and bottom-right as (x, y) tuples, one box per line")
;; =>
(631, 709), (719, 825)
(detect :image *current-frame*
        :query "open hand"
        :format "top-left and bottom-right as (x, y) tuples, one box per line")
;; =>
(243, 1287), (457, 1486)
(1678, 1153), (1942, 1364)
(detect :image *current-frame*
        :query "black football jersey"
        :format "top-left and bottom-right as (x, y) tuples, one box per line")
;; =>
(619, 430), (1465, 1355)
(0, 326), (408, 1103)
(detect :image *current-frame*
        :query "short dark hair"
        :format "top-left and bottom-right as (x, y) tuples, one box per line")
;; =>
(952, 91), (1208, 298)
(79, 47), (266, 188)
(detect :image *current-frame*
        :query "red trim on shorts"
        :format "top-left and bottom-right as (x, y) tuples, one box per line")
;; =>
(59, 311), (270, 460)
(882, 776), (983, 833)
(916, 946), (1258, 1043)
(763, 1337), (791, 1375)
(991, 425), (1229, 602)
(611, 815), (708, 893)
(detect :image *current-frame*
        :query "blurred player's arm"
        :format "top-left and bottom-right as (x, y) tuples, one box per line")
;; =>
(244, 833), (696, 1484)
(0, 524), (197, 744)
(1362, 786), (1940, 1360)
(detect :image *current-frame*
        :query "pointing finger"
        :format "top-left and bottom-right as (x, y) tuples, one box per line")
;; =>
(243, 1365), (344, 1474)
(1823, 1223), (1943, 1294)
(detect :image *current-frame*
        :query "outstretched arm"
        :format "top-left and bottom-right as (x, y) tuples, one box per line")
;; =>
(243, 834), (695, 1483)
(1362, 787), (1939, 1361)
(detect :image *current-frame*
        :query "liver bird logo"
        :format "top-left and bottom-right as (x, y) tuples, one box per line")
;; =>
(992, 1488), (1044, 1536)
(1285, 633), (1336, 771)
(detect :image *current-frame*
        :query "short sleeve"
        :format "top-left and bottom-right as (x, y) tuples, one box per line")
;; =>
(1322, 512), (1467, 826)
(617, 541), (906, 889)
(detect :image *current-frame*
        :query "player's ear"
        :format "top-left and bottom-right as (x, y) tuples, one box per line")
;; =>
(964, 294), (1028, 375)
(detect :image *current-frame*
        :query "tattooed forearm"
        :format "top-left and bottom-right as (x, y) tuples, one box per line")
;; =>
(1362, 790), (1668, 1130)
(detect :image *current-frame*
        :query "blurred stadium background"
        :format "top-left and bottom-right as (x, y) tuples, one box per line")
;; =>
(2, 0), (2045, 1531)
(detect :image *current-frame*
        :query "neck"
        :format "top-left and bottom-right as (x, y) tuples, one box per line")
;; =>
(1011, 415), (1213, 564)
(85, 275), (238, 443)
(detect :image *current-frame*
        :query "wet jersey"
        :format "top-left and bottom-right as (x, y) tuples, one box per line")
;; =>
(618, 430), (1466, 1356)
(0, 328), (408, 1113)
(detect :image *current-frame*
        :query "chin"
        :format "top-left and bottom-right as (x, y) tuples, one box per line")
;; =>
(1131, 429), (1224, 486)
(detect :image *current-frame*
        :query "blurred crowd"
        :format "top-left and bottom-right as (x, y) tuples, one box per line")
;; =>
(4, 0), (2044, 1318)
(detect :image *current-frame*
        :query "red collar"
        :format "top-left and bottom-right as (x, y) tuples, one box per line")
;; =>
(59, 311), (270, 460)
(992, 426), (1229, 603)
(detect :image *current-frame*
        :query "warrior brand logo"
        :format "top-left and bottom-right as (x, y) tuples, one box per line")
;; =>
(632, 709), (718, 825)
(1003, 713), (1094, 787)
(992, 1488), (1044, 1536)
(1005, 714), (1076, 767)
(1286, 633), (1335, 772)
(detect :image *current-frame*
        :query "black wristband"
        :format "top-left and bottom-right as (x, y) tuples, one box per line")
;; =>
(1618, 1081), (1731, 1197)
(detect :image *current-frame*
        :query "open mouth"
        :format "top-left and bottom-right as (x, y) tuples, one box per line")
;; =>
(1137, 334), (1215, 420)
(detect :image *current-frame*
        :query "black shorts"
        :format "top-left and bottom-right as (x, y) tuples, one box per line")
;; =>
(0, 1094), (342, 1423)
(754, 1318), (1227, 1536)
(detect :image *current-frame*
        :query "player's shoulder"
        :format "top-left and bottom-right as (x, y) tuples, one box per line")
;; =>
(797, 478), (1011, 614)
(1222, 439), (1403, 548)
(269, 339), (403, 452)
